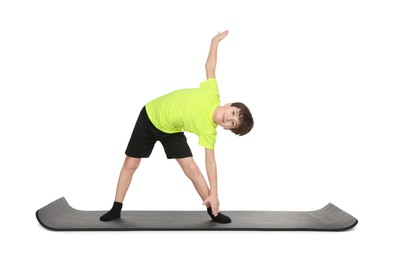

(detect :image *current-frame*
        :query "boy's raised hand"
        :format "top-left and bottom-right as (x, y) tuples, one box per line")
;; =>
(205, 30), (228, 79)
(212, 30), (229, 43)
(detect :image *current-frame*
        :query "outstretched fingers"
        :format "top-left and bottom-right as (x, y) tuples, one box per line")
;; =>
(213, 30), (229, 42)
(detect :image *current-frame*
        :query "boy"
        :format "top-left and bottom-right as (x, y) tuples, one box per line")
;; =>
(100, 30), (254, 223)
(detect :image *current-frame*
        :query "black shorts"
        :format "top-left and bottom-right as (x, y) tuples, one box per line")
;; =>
(125, 107), (193, 159)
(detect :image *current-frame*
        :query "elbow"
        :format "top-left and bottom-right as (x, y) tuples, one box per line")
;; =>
(205, 61), (216, 72)
(205, 156), (217, 169)
(205, 64), (216, 79)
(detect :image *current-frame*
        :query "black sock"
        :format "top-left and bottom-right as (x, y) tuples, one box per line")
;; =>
(207, 207), (231, 224)
(100, 201), (123, 222)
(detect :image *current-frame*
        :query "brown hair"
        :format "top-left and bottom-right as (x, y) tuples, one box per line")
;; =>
(230, 102), (254, 136)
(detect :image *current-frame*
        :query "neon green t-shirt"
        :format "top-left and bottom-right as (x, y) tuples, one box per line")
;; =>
(145, 78), (220, 149)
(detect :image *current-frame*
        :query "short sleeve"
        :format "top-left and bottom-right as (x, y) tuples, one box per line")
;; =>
(198, 131), (217, 149)
(200, 78), (219, 95)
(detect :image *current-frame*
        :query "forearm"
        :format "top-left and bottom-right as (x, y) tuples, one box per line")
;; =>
(206, 163), (218, 195)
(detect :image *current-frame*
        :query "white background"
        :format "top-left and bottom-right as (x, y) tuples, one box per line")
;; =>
(1, 0), (392, 259)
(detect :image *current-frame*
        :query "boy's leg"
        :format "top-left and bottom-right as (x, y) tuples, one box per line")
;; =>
(176, 157), (210, 205)
(100, 156), (141, 221)
(176, 157), (231, 223)
(114, 156), (141, 203)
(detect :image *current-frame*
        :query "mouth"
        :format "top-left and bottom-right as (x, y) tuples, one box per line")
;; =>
(222, 113), (225, 123)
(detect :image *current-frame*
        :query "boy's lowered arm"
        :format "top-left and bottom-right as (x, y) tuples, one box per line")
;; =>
(205, 30), (229, 79)
(203, 148), (219, 216)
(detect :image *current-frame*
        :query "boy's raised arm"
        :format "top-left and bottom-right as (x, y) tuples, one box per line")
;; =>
(205, 30), (229, 79)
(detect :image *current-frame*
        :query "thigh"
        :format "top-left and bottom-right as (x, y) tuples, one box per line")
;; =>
(125, 107), (157, 158)
(160, 132), (193, 159)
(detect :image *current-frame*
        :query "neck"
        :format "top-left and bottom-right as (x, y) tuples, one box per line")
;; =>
(212, 106), (223, 124)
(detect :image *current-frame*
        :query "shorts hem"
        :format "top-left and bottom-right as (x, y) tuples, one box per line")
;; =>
(166, 154), (193, 159)
(125, 152), (150, 158)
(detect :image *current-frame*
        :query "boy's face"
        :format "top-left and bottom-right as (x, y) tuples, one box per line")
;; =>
(217, 104), (241, 130)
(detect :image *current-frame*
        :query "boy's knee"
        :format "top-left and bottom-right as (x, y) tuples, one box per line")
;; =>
(186, 163), (199, 175)
(124, 157), (141, 172)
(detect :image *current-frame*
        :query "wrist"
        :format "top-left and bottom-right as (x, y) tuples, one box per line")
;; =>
(210, 190), (218, 196)
(211, 39), (219, 45)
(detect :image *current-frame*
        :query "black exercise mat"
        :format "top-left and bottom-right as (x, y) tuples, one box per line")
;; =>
(36, 197), (358, 231)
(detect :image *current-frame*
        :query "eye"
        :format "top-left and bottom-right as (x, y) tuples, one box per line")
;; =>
(232, 111), (235, 115)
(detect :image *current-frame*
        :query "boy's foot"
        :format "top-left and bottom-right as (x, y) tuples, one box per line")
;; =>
(207, 207), (232, 224)
(100, 201), (123, 222)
